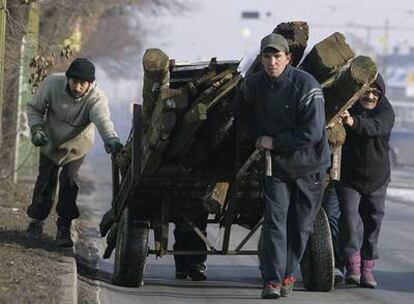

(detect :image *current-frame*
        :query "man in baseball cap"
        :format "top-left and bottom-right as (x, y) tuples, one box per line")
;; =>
(239, 32), (330, 299)
(260, 33), (290, 54)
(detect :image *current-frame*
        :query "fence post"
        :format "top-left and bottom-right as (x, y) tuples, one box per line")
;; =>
(13, 2), (39, 182)
(0, 0), (7, 141)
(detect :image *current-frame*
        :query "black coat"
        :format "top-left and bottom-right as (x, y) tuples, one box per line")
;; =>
(340, 74), (395, 194)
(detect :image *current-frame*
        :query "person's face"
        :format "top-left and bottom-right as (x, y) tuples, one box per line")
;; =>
(68, 78), (91, 98)
(358, 86), (381, 110)
(260, 49), (291, 78)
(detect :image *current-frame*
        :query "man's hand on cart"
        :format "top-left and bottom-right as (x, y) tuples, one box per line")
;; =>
(105, 137), (123, 154)
(255, 136), (273, 176)
(255, 135), (274, 151)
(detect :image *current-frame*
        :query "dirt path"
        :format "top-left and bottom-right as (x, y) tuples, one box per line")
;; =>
(0, 180), (70, 304)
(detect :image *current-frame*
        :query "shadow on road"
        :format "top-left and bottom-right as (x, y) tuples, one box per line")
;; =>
(375, 271), (414, 292)
(0, 229), (73, 257)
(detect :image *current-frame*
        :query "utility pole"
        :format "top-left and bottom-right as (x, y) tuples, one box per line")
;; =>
(0, 0), (6, 141)
(382, 19), (390, 82)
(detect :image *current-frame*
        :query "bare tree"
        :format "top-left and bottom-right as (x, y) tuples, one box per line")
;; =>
(0, 0), (187, 179)
(1, 2), (30, 177)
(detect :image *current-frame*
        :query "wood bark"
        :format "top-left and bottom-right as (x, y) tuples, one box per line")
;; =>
(300, 32), (355, 84)
(142, 48), (170, 130)
(323, 55), (378, 125)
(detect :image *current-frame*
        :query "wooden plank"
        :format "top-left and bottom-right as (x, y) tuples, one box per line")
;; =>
(203, 182), (229, 214)
(133, 103), (143, 179)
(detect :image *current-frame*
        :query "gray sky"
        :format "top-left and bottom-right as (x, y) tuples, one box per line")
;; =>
(93, 0), (414, 145)
(141, 0), (414, 62)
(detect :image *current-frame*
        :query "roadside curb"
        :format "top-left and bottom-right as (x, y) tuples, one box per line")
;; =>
(57, 251), (78, 304)
(55, 225), (79, 304)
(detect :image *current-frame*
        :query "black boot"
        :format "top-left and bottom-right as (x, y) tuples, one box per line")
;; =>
(189, 263), (207, 281)
(175, 270), (189, 279)
(56, 225), (73, 247)
(26, 219), (44, 238)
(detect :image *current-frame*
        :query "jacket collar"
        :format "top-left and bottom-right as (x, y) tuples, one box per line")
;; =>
(263, 64), (291, 86)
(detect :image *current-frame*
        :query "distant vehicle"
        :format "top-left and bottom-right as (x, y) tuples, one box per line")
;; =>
(389, 101), (414, 167)
(390, 129), (414, 167)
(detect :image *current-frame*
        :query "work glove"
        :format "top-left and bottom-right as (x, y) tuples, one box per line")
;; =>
(105, 137), (123, 154)
(30, 124), (49, 147)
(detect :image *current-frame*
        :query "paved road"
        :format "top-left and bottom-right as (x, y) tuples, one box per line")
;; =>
(75, 158), (414, 304)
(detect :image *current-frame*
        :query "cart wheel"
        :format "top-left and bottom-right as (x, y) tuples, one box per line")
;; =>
(113, 206), (149, 287)
(300, 207), (334, 291)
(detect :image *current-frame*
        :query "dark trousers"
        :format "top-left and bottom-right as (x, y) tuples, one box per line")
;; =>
(173, 213), (208, 272)
(337, 182), (387, 260)
(321, 181), (342, 269)
(27, 153), (85, 227)
(261, 171), (325, 284)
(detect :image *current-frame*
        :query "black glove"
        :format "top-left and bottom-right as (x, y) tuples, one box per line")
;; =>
(105, 137), (123, 154)
(30, 124), (49, 147)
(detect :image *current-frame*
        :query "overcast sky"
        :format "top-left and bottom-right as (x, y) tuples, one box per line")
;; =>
(93, 0), (414, 146)
(140, 0), (414, 63)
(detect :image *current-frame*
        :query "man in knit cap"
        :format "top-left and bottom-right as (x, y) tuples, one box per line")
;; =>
(25, 58), (122, 247)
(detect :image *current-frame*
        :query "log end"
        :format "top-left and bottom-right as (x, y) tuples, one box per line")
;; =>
(274, 21), (309, 67)
(143, 48), (170, 72)
(350, 55), (378, 85)
(317, 32), (355, 65)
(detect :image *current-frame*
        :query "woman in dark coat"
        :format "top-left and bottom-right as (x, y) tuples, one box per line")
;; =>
(337, 73), (395, 289)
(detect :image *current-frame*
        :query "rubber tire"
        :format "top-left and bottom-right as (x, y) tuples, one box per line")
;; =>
(300, 207), (335, 291)
(112, 206), (149, 287)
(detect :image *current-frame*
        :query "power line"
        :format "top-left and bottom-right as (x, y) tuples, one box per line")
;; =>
(311, 22), (414, 32)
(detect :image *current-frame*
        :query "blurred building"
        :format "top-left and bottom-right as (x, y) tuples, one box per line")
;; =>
(376, 47), (414, 102)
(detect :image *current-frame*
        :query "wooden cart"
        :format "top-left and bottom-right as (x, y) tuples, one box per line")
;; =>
(100, 30), (378, 289)
(100, 101), (335, 291)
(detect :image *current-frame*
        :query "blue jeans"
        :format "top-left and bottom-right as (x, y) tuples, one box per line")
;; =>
(321, 181), (342, 269)
(261, 171), (325, 284)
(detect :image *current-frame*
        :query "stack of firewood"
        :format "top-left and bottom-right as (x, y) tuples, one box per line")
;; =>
(118, 49), (241, 177)
(115, 22), (378, 226)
